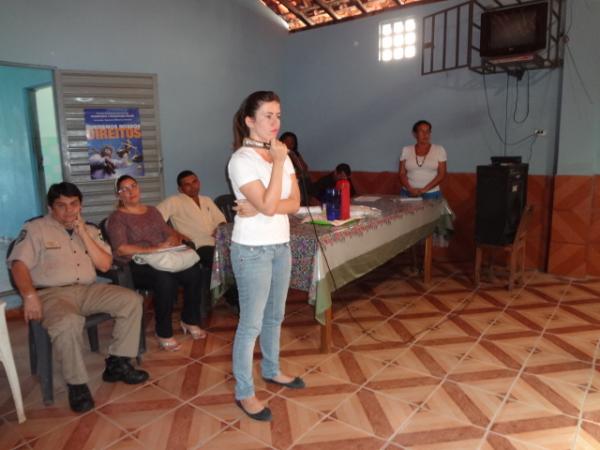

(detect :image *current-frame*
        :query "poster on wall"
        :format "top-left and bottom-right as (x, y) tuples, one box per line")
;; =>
(85, 108), (144, 180)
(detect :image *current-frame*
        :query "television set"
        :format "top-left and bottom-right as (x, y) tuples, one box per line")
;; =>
(480, 1), (548, 59)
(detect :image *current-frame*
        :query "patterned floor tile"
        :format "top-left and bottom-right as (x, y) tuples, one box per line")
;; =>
(483, 432), (548, 449)
(198, 425), (274, 449)
(129, 403), (228, 449)
(275, 370), (359, 416)
(491, 404), (579, 449)
(190, 376), (273, 425)
(339, 320), (414, 352)
(365, 363), (442, 407)
(279, 323), (319, 349)
(103, 434), (146, 449)
(97, 384), (182, 433)
(0, 416), (29, 449)
(3, 390), (90, 445)
(392, 408), (486, 449)
(332, 299), (388, 323)
(374, 296), (417, 315)
(311, 349), (388, 385)
(576, 421), (600, 449)
(538, 333), (596, 364)
(233, 394), (325, 449)
(27, 412), (126, 450)
(332, 388), (414, 440)
(292, 415), (385, 450)
(153, 361), (231, 401)
(507, 373), (583, 418)
(448, 358), (519, 398)
(580, 372), (600, 424)
(422, 381), (504, 428)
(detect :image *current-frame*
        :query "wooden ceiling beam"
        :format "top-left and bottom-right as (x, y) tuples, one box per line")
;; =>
(279, 0), (314, 26)
(352, 0), (368, 14)
(313, 0), (340, 20)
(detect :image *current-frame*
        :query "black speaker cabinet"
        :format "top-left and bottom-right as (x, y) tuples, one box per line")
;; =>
(476, 163), (528, 245)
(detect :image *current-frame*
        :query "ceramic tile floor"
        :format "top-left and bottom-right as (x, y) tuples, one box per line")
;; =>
(1, 257), (600, 449)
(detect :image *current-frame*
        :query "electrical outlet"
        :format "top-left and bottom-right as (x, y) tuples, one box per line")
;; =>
(535, 129), (547, 136)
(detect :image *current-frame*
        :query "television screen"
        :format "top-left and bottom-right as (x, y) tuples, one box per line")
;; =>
(480, 2), (548, 58)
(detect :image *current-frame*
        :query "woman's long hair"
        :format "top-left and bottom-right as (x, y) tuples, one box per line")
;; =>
(232, 91), (280, 149)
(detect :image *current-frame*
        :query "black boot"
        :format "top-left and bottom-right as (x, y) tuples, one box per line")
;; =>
(67, 383), (94, 413)
(102, 355), (149, 384)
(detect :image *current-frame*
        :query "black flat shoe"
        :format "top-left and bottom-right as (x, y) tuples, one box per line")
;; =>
(263, 376), (305, 389)
(235, 399), (272, 422)
(67, 383), (95, 413)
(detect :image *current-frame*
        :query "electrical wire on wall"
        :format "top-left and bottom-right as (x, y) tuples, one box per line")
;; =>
(482, 71), (538, 157)
(513, 70), (531, 124)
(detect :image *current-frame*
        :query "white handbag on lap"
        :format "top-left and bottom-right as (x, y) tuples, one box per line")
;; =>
(132, 245), (199, 273)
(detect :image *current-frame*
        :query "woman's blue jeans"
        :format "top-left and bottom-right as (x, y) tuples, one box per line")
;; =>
(230, 242), (291, 400)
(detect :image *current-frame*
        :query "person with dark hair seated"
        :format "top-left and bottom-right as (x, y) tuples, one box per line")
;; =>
(280, 131), (312, 206)
(8, 182), (148, 413)
(157, 170), (226, 317)
(107, 175), (206, 352)
(312, 163), (357, 203)
(399, 120), (447, 200)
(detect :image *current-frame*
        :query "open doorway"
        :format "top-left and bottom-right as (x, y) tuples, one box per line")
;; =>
(0, 63), (61, 240)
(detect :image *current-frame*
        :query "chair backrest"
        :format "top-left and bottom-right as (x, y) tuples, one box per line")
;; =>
(99, 217), (111, 243)
(514, 205), (533, 243)
(214, 194), (236, 223)
(5, 240), (17, 290)
(5, 216), (43, 290)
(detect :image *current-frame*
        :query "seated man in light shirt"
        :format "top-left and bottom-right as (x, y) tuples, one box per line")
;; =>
(157, 170), (226, 317)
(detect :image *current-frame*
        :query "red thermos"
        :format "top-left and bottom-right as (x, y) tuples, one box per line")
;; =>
(336, 179), (351, 220)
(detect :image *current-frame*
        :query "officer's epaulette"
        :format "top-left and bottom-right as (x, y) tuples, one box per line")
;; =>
(24, 215), (44, 223)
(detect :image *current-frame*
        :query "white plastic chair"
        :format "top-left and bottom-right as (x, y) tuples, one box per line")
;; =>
(0, 300), (26, 423)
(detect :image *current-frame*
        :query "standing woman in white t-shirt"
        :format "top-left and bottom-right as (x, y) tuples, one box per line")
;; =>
(227, 91), (304, 422)
(399, 120), (447, 200)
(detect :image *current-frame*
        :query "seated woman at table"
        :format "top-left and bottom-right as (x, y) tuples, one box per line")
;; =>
(280, 131), (312, 206)
(228, 90), (304, 422)
(399, 120), (447, 200)
(107, 175), (205, 352)
(312, 163), (357, 203)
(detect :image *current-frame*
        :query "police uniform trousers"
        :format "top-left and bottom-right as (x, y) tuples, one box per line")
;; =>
(38, 283), (143, 384)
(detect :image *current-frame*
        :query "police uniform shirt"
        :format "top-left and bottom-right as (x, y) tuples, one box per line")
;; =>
(8, 215), (111, 288)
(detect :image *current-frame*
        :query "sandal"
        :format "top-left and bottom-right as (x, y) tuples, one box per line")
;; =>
(180, 321), (207, 340)
(156, 335), (181, 352)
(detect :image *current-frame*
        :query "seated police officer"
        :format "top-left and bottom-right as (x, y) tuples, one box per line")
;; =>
(8, 182), (149, 413)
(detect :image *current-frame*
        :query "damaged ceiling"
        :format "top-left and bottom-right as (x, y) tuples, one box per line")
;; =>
(259, 0), (446, 31)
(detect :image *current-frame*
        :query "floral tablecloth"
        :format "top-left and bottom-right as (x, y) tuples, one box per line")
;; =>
(211, 196), (449, 324)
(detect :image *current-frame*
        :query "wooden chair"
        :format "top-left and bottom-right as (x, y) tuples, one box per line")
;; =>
(474, 205), (533, 291)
